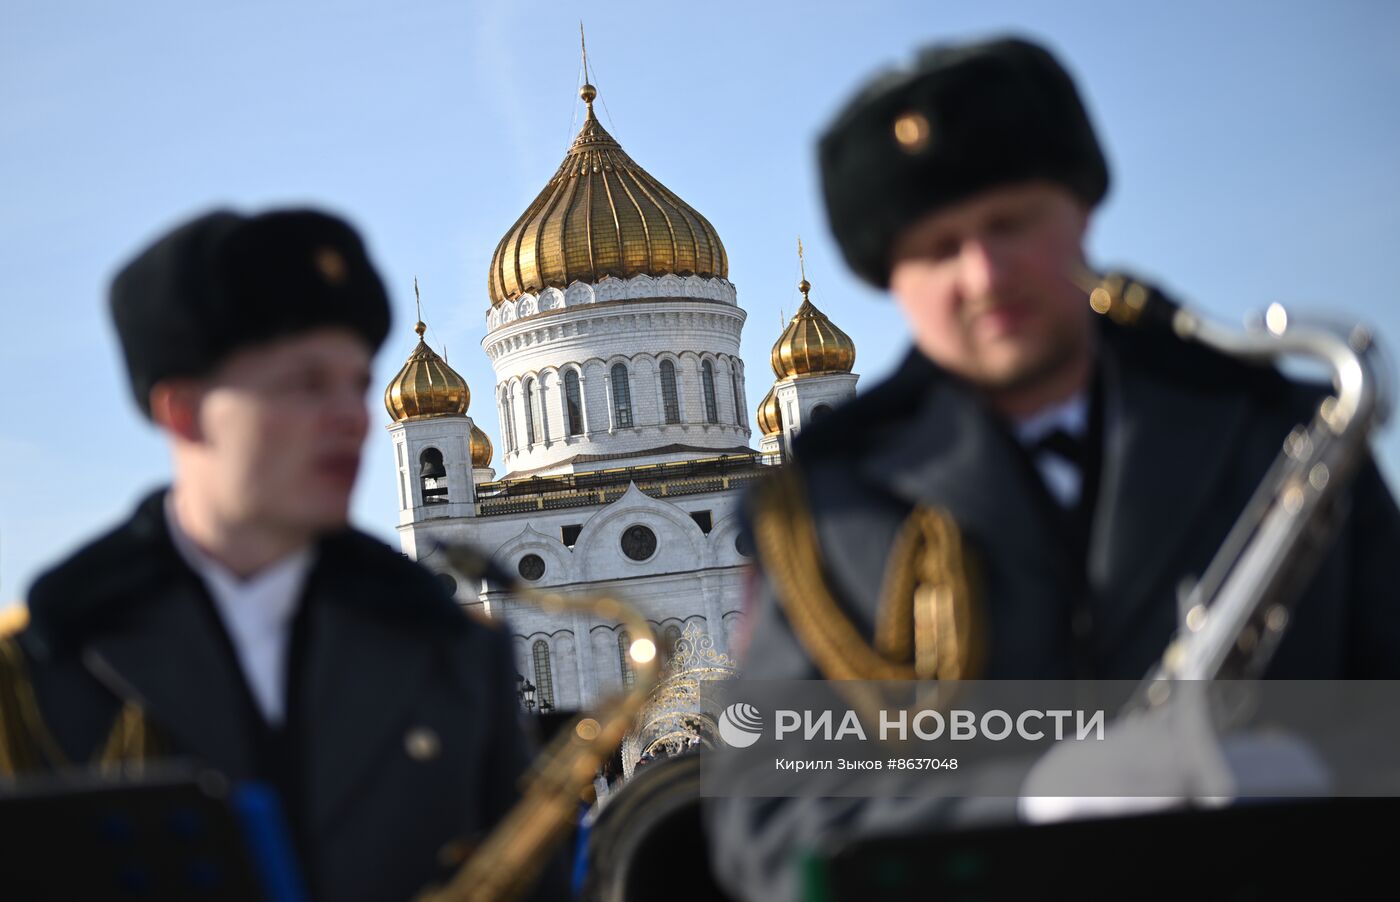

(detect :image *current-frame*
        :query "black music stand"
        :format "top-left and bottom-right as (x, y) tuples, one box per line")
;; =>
(0, 764), (307, 902)
(805, 798), (1399, 901)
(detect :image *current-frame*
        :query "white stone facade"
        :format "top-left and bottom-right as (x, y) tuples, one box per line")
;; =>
(483, 274), (751, 475)
(773, 372), (860, 447)
(397, 481), (754, 710)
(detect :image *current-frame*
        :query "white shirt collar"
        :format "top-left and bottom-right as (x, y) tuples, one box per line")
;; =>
(165, 494), (314, 724)
(1013, 392), (1089, 446)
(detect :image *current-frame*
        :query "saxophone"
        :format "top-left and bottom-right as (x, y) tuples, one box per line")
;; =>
(1078, 269), (1392, 707)
(414, 542), (659, 902)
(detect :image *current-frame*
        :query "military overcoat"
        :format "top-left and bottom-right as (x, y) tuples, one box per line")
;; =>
(2, 491), (550, 902)
(707, 314), (1400, 900)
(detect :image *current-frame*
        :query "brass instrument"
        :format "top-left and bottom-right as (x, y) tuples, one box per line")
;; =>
(415, 543), (659, 902)
(1080, 270), (1392, 704)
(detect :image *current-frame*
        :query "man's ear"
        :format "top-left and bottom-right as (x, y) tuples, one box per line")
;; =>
(1076, 199), (1094, 238)
(148, 380), (204, 442)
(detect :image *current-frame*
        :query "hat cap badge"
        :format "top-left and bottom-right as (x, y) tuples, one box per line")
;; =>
(314, 246), (348, 285)
(893, 110), (932, 153)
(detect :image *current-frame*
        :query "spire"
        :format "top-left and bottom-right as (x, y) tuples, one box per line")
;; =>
(579, 22), (597, 116)
(414, 277), (426, 339)
(798, 235), (811, 298)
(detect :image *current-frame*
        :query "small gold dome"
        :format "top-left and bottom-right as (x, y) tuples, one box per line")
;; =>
(770, 281), (856, 378)
(487, 84), (728, 306)
(757, 385), (783, 437)
(470, 421), (493, 468)
(384, 322), (470, 422)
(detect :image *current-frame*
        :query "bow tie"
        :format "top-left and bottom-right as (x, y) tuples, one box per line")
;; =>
(1032, 428), (1088, 470)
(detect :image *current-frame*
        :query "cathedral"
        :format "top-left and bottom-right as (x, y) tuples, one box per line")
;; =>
(380, 75), (860, 730)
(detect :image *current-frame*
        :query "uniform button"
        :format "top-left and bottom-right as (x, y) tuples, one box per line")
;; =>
(437, 836), (474, 868)
(405, 726), (441, 761)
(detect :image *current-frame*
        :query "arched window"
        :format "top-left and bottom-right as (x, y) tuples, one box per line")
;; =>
(532, 639), (554, 709)
(730, 362), (746, 427)
(523, 377), (537, 445)
(662, 624), (683, 665)
(618, 630), (636, 689)
(419, 447), (448, 504)
(702, 360), (719, 424)
(501, 387), (515, 453)
(659, 359), (681, 425)
(564, 369), (584, 436)
(610, 364), (634, 428)
(536, 379), (549, 442)
(811, 403), (833, 421)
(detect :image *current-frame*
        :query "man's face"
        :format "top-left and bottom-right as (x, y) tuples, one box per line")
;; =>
(194, 328), (372, 534)
(887, 181), (1093, 398)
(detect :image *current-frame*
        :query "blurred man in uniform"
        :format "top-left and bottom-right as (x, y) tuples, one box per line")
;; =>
(0, 209), (558, 901)
(707, 36), (1400, 901)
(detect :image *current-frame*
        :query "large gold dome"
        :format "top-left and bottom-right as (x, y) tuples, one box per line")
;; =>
(487, 84), (728, 306)
(770, 280), (856, 379)
(384, 321), (470, 422)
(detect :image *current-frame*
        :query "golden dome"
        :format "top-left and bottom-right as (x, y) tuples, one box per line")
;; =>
(487, 84), (728, 306)
(770, 280), (856, 378)
(384, 321), (470, 422)
(757, 384), (783, 437)
(470, 421), (493, 468)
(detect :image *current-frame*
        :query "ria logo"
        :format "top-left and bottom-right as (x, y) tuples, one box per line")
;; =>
(718, 702), (764, 748)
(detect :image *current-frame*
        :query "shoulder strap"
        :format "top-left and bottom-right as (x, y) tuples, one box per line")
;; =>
(0, 636), (69, 776)
(751, 466), (983, 681)
(1, 635), (167, 779)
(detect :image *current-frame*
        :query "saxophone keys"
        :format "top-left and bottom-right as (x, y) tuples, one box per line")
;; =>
(1320, 396), (1345, 433)
(1163, 641), (1186, 674)
(1284, 427), (1312, 459)
(1282, 483), (1306, 515)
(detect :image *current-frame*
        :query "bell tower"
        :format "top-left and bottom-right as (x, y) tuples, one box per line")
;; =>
(384, 283), (483, 544)
(757, 243), (858, 455)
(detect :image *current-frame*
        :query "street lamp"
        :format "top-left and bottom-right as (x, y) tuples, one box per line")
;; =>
(514, 671), (548, 714)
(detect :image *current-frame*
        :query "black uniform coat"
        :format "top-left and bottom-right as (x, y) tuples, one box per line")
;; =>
(10, 491), (550, 902)
(706, 315), (1400, 901)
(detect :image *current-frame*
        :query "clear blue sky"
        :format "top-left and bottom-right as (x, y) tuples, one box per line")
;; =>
(3, 0), (1398, 601)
